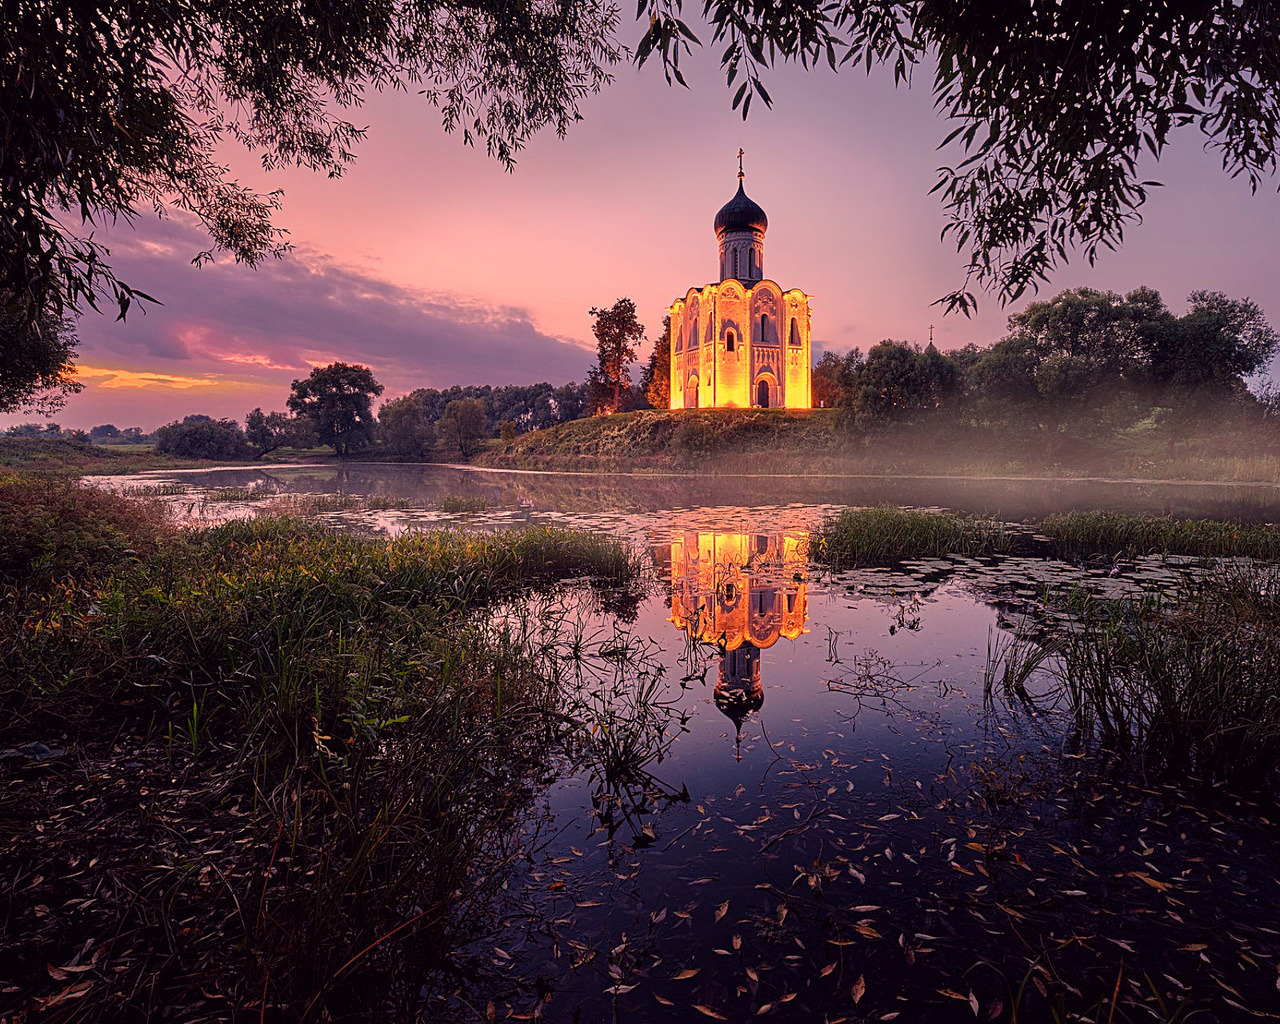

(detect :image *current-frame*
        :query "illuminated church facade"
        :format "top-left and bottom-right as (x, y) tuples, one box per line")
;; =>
(669, 158), (813, 410)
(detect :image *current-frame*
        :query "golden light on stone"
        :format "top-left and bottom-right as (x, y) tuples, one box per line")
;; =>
(668, 161), (814, 410)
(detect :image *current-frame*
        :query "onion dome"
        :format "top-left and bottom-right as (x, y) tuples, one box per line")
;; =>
(714, 181), (768, 236)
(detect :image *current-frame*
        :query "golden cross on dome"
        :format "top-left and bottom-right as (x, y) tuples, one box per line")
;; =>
(737, 148), (745, 180)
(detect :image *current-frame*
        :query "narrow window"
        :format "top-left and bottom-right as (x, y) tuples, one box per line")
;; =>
(786, 592), (795, 613)
(790, 317), (801, 345)
(757, 591), (767, 615)
(760, 314), (768, 344)
(726, 330), (736, 352)
(691, 320), (699, 348)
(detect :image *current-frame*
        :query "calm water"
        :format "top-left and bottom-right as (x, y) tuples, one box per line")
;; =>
(98, 465), (1280, 1021)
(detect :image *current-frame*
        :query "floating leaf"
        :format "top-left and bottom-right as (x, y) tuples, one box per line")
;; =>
(694, 1004), (728, 1020)
(852, 975), (866, 1005)
(673, 969), (700, 980)
(819, 963), (836, 978)
(732, 934), (742, 950)
(715, 900), (729, 923)
(655, 994), (674, 1006)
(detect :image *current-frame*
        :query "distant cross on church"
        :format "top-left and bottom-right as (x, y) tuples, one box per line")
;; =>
(929, 324), (935, 343)
(737, 148), (745, 179)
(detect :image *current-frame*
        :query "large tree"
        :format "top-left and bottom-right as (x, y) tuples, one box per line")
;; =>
(639, 0), (1280, 312)
(0, 295), (82, 413)
(287, 363), (383, 457)
(437, 398), (488, 459)
(377, 394), (436, 457)
(590, 298), (645, 415)
(1, 0), (621, 328)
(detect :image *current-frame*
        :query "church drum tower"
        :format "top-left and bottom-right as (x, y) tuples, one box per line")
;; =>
(669, 155), (813, 410)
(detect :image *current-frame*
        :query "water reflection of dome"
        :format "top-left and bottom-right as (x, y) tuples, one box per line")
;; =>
(666, 531), (808, 752)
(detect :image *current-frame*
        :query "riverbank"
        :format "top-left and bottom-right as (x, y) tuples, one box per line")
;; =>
(474, 409), (1280, 484)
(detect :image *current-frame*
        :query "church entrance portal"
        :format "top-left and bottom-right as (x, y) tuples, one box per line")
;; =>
(757, 380), (770, 408)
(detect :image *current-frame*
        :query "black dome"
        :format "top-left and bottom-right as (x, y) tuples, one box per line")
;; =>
(714, 182), (768, 235)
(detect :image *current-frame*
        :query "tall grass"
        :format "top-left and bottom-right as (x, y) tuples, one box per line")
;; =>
(1042, 510), (1280, 558)
(0, 479), (655, 1020)
(988, 569), (1280, 793)
(814, 505), (1013, 568)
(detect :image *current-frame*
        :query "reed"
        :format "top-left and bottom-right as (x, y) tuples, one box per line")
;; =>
(814, 505), (1013, 568)
(1041, 510), (1280, 559)
(987, 570), (1280, 793)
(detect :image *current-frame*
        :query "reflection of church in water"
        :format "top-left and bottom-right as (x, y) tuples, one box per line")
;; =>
(668, 532), (809, 754)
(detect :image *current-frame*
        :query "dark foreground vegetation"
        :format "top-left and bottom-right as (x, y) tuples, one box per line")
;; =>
(0, 474), (646, 1021)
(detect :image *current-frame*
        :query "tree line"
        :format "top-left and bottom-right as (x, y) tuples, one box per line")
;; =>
(810, 287), (1278, 444)
(9, 285), (1274, 460)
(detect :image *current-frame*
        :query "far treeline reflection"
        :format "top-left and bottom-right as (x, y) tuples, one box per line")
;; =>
(665, 532), (809, 756)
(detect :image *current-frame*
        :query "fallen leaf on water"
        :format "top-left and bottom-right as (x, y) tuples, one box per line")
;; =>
(486, 1002), (496, 1024)
(576, 901), (603, 908)
(673, 969), (700, 980)
(819, 963), (836, 978)
(1178, 943), (1207, 952)
(756, 1004), (773, 1015)
(604, 984), (636, 995)
(694, 1004), (727, 1020)
(655, 994), (673, 1006)
(851, 975), (866, 1005)
(715, 900), (729, 923)
(746, 966), (759, 983)
(778, 993), (797, 1003)
(939, 989), (968, 1001)
(1128, 871), (1169, 891)
(969, 991), (979, 1016)
(732, 934), (742, 950)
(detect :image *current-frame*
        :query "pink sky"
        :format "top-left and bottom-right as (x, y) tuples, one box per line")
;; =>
(10, 47), (1279, 431)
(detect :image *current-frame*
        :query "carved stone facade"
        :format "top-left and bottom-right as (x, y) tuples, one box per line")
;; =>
(669, 173), (813, 410)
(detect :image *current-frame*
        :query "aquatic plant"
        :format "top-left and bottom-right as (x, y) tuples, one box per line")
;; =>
(814, 505), (1013, 568)
(1042, 510), (1280, 559)
(438, 493), (491, 513)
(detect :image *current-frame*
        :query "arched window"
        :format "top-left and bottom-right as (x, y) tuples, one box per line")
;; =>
(757, 379), (770, 408)
(732, 249), (739, 277)
(790, 317), (801, 346)
(691, 319), (699, 348)
(786, 592), (795, 613)
(726, 330), (736, 352)
(759, 314), (769, 344)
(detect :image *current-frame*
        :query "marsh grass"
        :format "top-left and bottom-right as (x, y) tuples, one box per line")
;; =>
(1042, 511), (1280, 559)
(815, 505), (1013, 568)
(987, 569), (1280, 793)
(0, 479), (654, 1021)
(438, 493), (491, 513)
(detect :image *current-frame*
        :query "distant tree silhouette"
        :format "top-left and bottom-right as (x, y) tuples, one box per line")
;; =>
(287, 363), (383, 457)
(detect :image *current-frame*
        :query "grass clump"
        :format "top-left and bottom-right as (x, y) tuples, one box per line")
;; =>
(989, 568), (1280, 794)
(438, 493), (490, 513)
(0, 478), (649, 1021)
(0, 472), (174, 585)
(815, 505), (1012, 568)
(1042, 511), (1280, 559)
